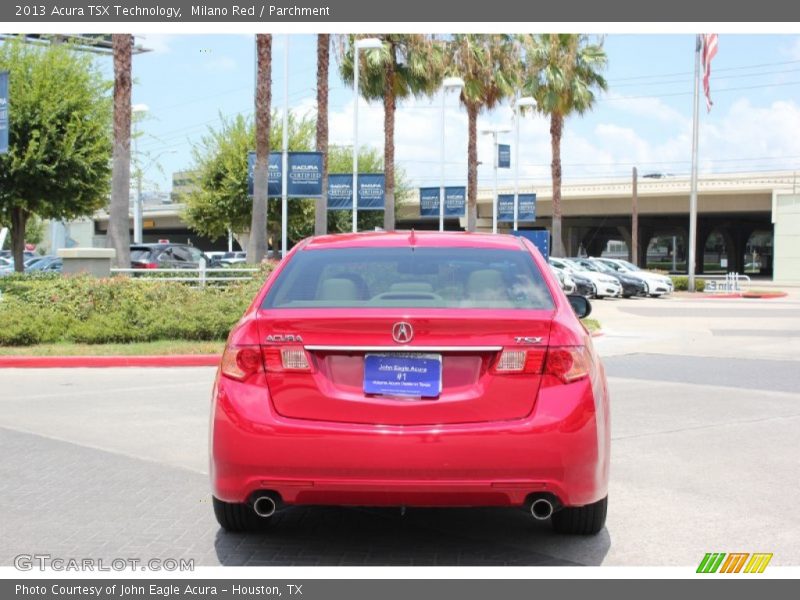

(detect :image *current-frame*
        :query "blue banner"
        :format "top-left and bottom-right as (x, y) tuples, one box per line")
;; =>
(419, 187), (440, 217)
(247, 151), (281, 197)
(445, 186), (466, 217)
(247, 151), (323, 198)
(287, 151), (323, 198)
(513, 230), (549, 262)
(327, 174), (353, 210)
(0, 71), (8, 155)
(419, 186), (467, 218)
(498, 144), (511, 169)
(497, 193), (536, 222)
(358, 173), (385, 210)
(327, 174), (386, 210)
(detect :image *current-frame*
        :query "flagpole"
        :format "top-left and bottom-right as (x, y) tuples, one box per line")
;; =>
(688, 35), (701, 293)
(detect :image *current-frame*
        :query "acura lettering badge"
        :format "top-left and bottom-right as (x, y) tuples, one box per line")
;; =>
(392, 322), (413, 344)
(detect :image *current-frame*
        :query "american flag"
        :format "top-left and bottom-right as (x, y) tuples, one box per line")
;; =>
(702, 34), (719, 112)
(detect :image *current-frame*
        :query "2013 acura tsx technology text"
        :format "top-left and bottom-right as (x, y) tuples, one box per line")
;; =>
(210, 231), (610, 535)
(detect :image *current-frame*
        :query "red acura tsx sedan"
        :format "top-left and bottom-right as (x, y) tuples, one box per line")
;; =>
(210, 231), (609, 534)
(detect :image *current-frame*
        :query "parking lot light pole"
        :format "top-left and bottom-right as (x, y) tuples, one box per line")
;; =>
(481, 126), (511, 234)
(352, 38), (383, 233)
(132, 149), (176, 245)
(439, 77), (464, 232)
(131, 104), (149, 244)
(513, 97), (536, 232)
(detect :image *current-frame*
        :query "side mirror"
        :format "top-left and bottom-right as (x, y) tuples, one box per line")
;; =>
(567, 294), (592, 319)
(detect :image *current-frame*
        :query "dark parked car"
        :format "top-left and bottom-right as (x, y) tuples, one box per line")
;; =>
(130, 244), (220, 269)
(26, 256), (63, 273)
(571, 258), (646, 298)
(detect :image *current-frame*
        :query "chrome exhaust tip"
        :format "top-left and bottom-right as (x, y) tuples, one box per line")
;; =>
(252, 495), (277, 518)
(530, 498), (554, 520)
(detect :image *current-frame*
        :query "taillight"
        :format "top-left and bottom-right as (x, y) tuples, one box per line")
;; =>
(492, 348), (546, 374)
(220, 345), (263, 381)
(545, 346), (590, 383)
(262, 346), (313, 372)
(492, 346), (590, 383)
(139, 262), (159, 269)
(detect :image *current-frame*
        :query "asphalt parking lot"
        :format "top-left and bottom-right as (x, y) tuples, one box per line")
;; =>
(1, 291), (799, 566)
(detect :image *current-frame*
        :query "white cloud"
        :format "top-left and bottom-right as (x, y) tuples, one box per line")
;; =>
(135, 34), (175, 55)
(786, 36), (800, 60)
(281, 90), (800, 191)
(205, 56), (238, 72)
(602, 92), (688, 126)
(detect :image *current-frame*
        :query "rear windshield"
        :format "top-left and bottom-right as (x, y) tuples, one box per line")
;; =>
(262, 247), (554, 310)
(130, 248), (153, 261)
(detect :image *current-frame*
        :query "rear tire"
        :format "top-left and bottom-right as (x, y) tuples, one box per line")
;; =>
(212, 496), (270, 532)
(551, 496), (607, 535)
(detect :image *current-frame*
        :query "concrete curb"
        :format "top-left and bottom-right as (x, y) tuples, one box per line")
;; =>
(0, 354), (222, 368)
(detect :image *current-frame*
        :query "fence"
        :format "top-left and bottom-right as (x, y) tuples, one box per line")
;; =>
(699, 272), (751, 293)
(110, 259), (260, 287)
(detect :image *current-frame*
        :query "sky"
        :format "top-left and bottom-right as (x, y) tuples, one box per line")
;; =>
(99, 33), (800, 196)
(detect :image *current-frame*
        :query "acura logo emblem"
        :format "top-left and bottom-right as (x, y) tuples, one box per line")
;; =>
(392, 322), (413, 344)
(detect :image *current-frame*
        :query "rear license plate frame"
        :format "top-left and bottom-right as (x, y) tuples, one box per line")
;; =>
(363, 352), (443, 398)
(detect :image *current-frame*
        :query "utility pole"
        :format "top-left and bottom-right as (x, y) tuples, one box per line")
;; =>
(631, 166), (638, 266)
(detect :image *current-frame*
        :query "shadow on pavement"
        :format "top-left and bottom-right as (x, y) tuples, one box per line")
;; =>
(213, 505), (611, 566)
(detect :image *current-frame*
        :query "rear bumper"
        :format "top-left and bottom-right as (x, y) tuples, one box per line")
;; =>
(210, 371), (610, 509)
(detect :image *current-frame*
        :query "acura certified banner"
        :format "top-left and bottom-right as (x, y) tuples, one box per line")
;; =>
(247, 151), (323, 198)
(497, 193), (537, 222)
(327, 174), (386, 210)
(419, 186), (466, 218)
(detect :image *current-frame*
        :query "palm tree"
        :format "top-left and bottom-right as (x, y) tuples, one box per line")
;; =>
(247, 34), (272, 263)
(108, 34), (132, 268)
(337, 35), (443, 231)
(447, 34), (519, 232)
(522, 34), (607, 257)
(315, 34), (329, 236)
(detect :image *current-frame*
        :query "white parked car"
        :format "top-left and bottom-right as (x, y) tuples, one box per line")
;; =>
(548, 264), (577, 294)
(549, 257), (622, 299)
(593, 258), (674, 297)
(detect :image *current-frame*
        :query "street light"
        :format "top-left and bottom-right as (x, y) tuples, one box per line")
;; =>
(481, 125), (512, 234)
(513, 96), (536, 232)
(131, 104), (149, 244)
(352, 37), (383, 233)
(134, 148), (177, 244)
(439, 76), (464, 232)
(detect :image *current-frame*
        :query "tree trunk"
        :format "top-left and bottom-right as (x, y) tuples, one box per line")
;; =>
(383, 48), (396, 231)
(550, 111), (565, 257)
(10, 206), (27, 273)
(315, 34), (329, 237)
(248, 34), (272, 263)
(107, 34), (132, 268)
(466, 103), (479, 232)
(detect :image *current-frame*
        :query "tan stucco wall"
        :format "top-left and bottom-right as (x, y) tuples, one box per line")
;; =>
(774, 194), (800, 282)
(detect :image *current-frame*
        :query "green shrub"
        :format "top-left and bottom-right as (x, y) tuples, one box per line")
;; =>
(0, 265), (273, 347)
(670, 276), (705, 292)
